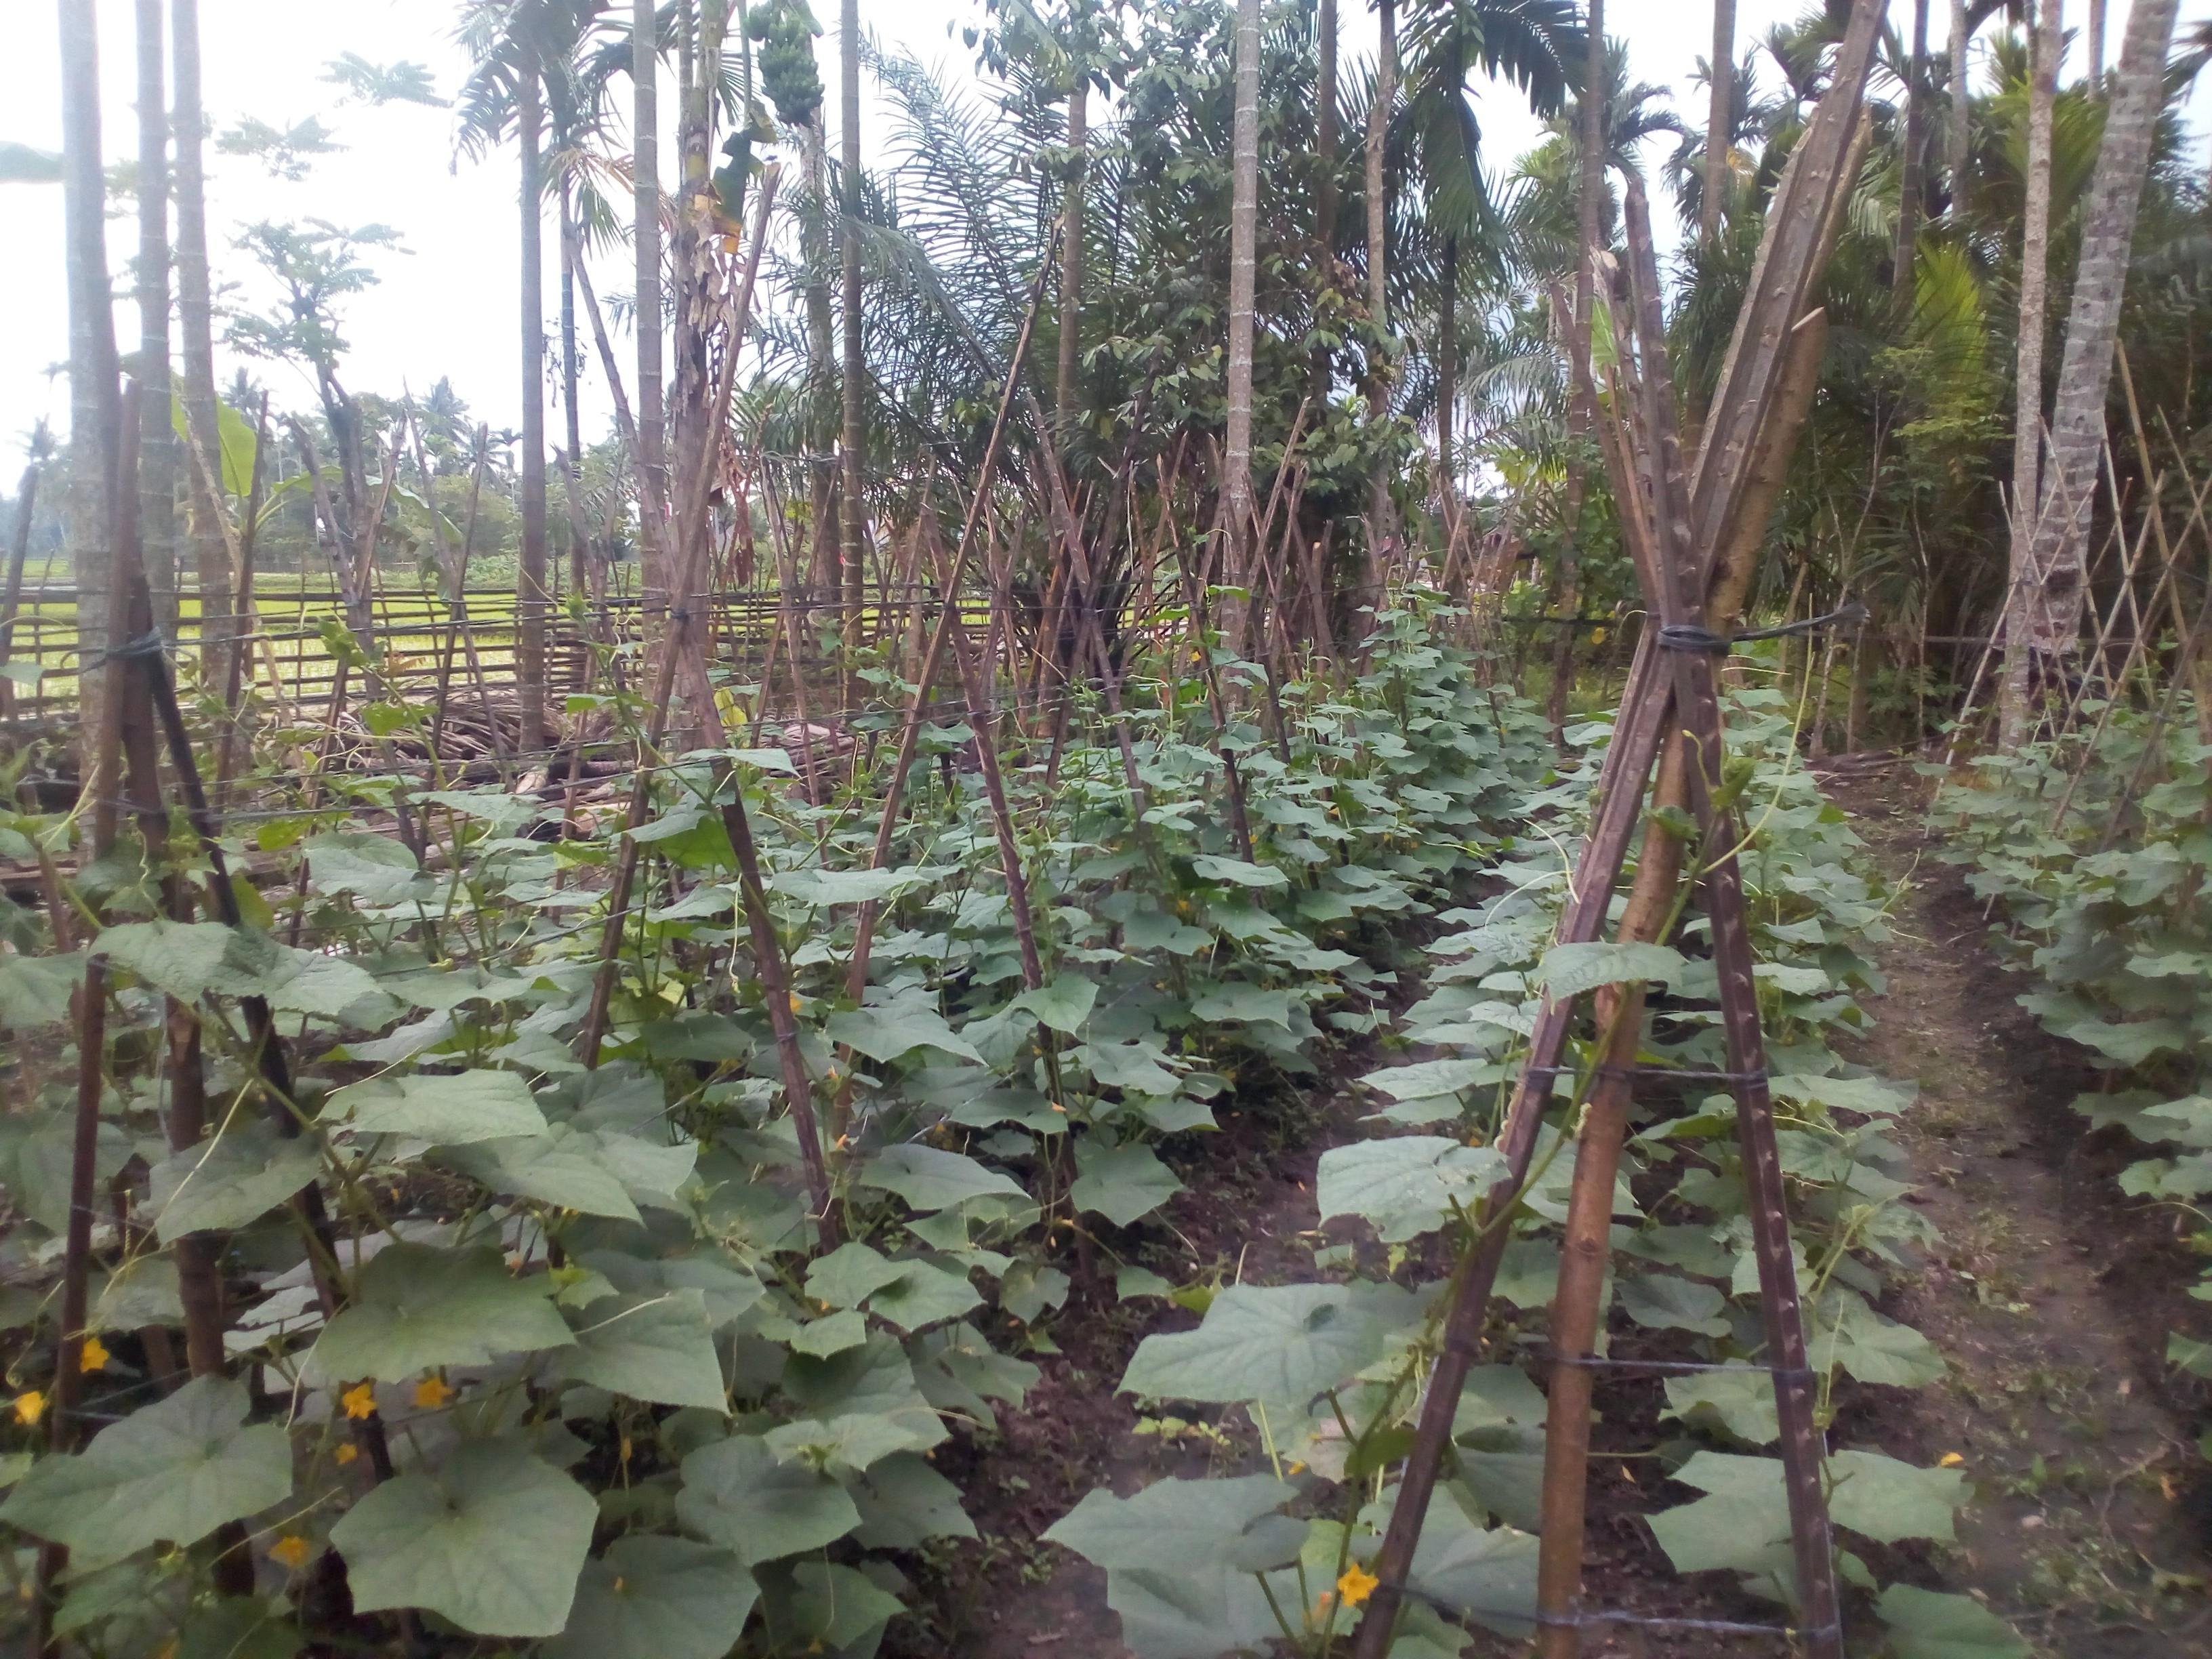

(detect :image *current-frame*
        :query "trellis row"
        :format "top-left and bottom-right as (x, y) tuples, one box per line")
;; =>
(1346, 3), (1883, 1653)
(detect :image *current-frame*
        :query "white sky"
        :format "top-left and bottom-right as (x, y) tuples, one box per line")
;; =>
(1, 0), (2204, 458)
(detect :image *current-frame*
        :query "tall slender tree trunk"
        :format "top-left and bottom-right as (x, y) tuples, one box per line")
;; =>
(634, 0), (668, 620)
(659, 0), (726, 743)
(672, 1), (703, 501)
(135, 0), (177, 641)
(2089, 0), (2108, 79)
(1998, 0), (2060, 746)
(1437, 235), (1456, 506)
(1701, 0), (1736, 241)
(561, 186), (587, 600)
(1226, 0), (1261, 579)
(1948, 0), (1971, 218)
(1547, 0), (1603, 743)
(2005, 0), (2181, 740)
(1895, 0), (1929, 288)
(1364, 0), (1397, 562)
(60, 0), (122, 787)
(803, 116), (838, 593)
(839, 0), (865, 659)
(1311, 0), (1338, 403)
(171, 0), (225, 682)
(519, 60), (549, 748)
(1056, 78), (1087, 435)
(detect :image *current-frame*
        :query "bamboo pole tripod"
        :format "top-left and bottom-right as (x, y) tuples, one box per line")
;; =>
(1347, 5), (1883, 1654)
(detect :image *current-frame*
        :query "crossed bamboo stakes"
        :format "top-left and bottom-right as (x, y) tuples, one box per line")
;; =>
(1347, 5), (1882, 1653)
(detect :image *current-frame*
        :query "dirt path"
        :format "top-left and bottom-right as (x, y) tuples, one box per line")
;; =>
(1826, 758), (2212, 1657)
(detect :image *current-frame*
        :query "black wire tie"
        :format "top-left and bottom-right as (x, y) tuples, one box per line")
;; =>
(1658, 600), (1869, 654)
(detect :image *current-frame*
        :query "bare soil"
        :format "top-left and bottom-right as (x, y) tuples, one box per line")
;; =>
(1824, 757), (2212, 1658)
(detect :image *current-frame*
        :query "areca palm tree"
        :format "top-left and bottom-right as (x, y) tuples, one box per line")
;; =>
(2003, 0), (2183, 743)
(1365, 0), (1397, 548)
(1702, 0), (1735, 242)
(1226, 0), (1261, 560)
(840, 0), (864, 649)
(1397, 0), (1584, 491)
(135, 0), (176, 637)
(1664, 47), (1755, 228)
(634, 0), (668, 602)
(59, 0), (123, 777)
(173, 0), (228, 680)
(2000, 0), (2057, 749)
(458, 0), (605, 743)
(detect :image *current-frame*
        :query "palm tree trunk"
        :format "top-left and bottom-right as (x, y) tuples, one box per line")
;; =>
(1437, 234), (1456, 506)
(60, 0), (122, 792)
(2010, 0), (2181, 733)
(1948, 0), (1971, 218)
(1895, 0), (1929, 289)
(673, 1), (703, 498)
(634, 0), (668, 622)
(1999, 0), (2060, 747)
(1056, 77), (1087, 434)
(1226, 0), (1261, 579)
(2089, 0), (2108, 79)
(804, 116), (838, 593)
(1312, 0), (1338, 403)
(1548, 0), (1603, 745)
(1364, 0), (1397, 564)
(561, 186), (587, 602)
(518, 60), (549, 750)
(1700, 0), (1736, 241)
(134, 0), (177, 642)
(839, 0), (865, 665)
(171, 0), (225, 683)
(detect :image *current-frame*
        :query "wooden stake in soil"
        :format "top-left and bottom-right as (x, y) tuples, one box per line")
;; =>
(830, 239), (1059, 1132)
(578, 164), (780, 1067)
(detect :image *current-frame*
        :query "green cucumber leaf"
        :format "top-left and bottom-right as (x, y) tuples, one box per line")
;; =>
(323, 1069), (548, 1145)
(1875, 1585), (2026, 1659)
(855, 1145), (1027, 1212)
(544, 1536), (757, 1659)
(307, 1244), (572, 1383)
(556, 1290), (726, 1411)
(1316, 1136), (1502, 1242)
(676, 1434), (861, 1565)
(146, 1126), (321, 1242)
(329, 1439), (595, 1636)
(0, 1378), (291, 1570)
(1071, 1141), (1185, 1227)
(1120, 1283), (1408, 1408)
(1535, 940), (1685, 1000)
